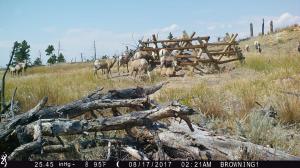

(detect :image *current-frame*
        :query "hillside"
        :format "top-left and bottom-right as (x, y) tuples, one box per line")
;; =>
(1, 26), (300, 160)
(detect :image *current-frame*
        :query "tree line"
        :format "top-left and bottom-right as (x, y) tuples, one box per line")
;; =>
(10, 40), (66, 66)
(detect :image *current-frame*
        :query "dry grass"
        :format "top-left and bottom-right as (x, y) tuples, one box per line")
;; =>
(1, 25), (300, 157)
(3, 62), (162, 112)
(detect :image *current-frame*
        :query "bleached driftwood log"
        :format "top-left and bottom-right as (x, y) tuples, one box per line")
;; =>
(8, 101), (195, 160)
(15, 102), (195, 141)
(123, 146), (149, 160)
(6, 82), (167, 130)
(2, 82), (299, 161)
(132, 119), (300, 160)
(0, 83), (167, 156)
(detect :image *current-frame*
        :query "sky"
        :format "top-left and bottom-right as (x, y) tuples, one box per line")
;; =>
(0, 0), (300, 67)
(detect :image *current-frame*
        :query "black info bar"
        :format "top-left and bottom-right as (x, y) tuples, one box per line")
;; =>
(1, 161), (300, 168)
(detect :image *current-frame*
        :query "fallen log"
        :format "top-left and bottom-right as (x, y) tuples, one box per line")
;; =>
(8, 141), (41, 160)
(17, 102), (195, 139)
(123, 146), (149, 160)
(157, 120), (300, 160)
(5, 82), (167, 131)
(5, 81), (298, 161)
(8, 101), (195, 160)
(1, 83), (167, 155)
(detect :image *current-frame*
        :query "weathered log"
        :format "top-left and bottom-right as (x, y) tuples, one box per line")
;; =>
(43, 144), (76, 153)
(1, 83), (167, 155)
(0, 97), (48, 151)
(6, 97), (48, 130)
(8, 142), (77, 160)
(123, 146), (149, 160)
(20, 102), (195, 138)
(8, 141), (41, 160)
(5, 82), (167, 131)
(7, 102), (194, 160)
(157, 120), (300, 160)
(141, 36), (210, 44)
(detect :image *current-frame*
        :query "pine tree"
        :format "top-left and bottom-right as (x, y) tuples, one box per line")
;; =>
(33, 57), (42, 66)
(45, 45), (56, 64)
(47, 55), (57, 64)
(57, 53), (66, 63)
(13, 40), (31, 64)
(168, 32), (174, 40)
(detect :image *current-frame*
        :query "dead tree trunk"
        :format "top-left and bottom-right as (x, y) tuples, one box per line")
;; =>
(270, 20), (274, 33)
(129, 120), (300, 160)
(250, 23), (254, 37)
(94, 40), (97, 60)
(0, 83), (168, 153)
(1, 43), (17, 114)
(262, 19), (265, 35)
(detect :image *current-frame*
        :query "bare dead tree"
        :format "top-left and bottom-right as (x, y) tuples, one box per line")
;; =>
(1, 42), (18, 114)
(94, 40), (97, 60)
(38, 50), (42, 60)
(270, 20), (274, 33)
(262, 18), (265, 35)
(250, 22), (254, 37)
(10, 87), (17, 119)
(57, 41), (61, 57)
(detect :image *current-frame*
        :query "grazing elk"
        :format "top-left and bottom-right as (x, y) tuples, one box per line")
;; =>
(94, 56), (118, 78)
(161, 40), (180, 49)
(10, 61), (28, 76)
(9, 66), (16, 76)
(117, 47), (135, 74)
(244, 44), (250, 52)
(254, 41), (262, 53)
(159, 46), (179, 77)
(132, 49), (154, 61)
(129, 58), (151, 81)
(160, 55), (177, 77)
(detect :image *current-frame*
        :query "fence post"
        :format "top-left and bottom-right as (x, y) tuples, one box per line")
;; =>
(250, 23), (253, 37)
(270, 20), (274, 33)
(262, 18), (265, 35)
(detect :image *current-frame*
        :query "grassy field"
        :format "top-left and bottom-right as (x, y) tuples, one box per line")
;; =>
(1, 25), (300, 157)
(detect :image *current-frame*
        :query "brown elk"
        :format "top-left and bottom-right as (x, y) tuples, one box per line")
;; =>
(10, 60), (27, 76)
(117, 47), (135, 74)
(9, 66), (16, 76)
(129, 58), (151, 81)
(94, 56), (118, 78)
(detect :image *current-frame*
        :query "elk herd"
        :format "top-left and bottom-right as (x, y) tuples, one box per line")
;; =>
(244, 41), (262, 53)
(9, 61), (27, 76)
(8, 34), (298, 80)
(93, 37), (186, 80)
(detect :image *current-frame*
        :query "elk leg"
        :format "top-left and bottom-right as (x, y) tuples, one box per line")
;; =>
(94, 69), (97, 76)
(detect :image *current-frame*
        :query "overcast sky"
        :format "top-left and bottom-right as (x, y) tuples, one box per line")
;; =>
(0, 0), (300, 67)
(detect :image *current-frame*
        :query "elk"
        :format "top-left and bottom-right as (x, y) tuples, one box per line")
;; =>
(161, 40), (180, 49)
(132, 50), (154, 61)
(129, 58), (151, 81)
(94, 56), (117, 78)
(117, 48), (135, 74)
(160, 55), (177, 77)
(12, 61), (27, 76)
(254, 41), (262, 53)
(244, 44), (250, 52)
(297, 41), (300, 53)
(9, 66), (16, 76)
